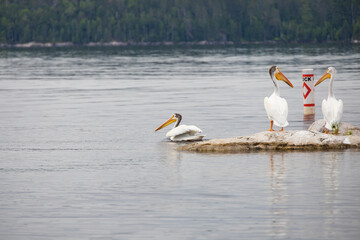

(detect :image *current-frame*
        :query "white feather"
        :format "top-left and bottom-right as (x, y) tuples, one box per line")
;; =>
(322, 97), (343, 130)
(166, 125), (204, 141)
(264, 92), (289, 127)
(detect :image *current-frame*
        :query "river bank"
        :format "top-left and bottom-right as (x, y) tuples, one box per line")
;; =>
(1, 40), (359, 48)
(0, 41), (235, 48)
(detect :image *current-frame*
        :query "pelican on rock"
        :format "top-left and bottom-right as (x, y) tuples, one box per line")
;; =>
(264, 66), (294, 131)
(315, 67), (343, 134)
(155, 113), (205, 141)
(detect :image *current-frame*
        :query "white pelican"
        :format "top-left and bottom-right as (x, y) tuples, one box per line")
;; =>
(155, 113), (205, 141)
(264, 66), (294, 131)
(315, 67), (343, 134)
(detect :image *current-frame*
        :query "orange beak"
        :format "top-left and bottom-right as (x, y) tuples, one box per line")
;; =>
(155, 115), (177, 131)
(315, 71), (331, 86)
(275, 70), (294, 88)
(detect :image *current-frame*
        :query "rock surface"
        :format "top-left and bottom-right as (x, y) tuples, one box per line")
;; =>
(308, 119), (360, 135)
(178, 120), (360, 153)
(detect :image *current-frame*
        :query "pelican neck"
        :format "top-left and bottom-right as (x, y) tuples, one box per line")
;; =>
(328, 75), (334, 98)
(272, 75), (280, 95)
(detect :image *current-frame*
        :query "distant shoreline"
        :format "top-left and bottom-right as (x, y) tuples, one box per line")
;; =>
(0, 41), (235, 48)
(1, 40), (359, 48)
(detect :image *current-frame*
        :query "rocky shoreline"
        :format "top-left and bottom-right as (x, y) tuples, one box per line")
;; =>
(178, 120), (360, 153)
(2, 40), (359, 48)
(3, 39), (360, 49)
(0, 41), (235, 48)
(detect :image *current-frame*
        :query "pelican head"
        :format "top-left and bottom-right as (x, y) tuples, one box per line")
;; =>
(315, 67), (336, 86)
(155, 113), (182, 131)
(269, 65), (294, 88)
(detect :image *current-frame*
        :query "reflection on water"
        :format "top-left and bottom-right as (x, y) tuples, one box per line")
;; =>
(269, 153), (288, 239)
(303, 114), (315, 129)
(321, 152), (340, 237)
(266, 151), (360, 240)
(157, 142), (183, 187)
(0, 45), (360, 239)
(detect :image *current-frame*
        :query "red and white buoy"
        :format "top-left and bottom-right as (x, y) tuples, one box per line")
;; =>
(302, 69), (315, 115)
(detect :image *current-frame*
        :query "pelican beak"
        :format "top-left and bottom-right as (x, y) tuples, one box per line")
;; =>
(155, 115), (177, 131)
(315, 71), (331, 86)
(275, 70), (294, 88)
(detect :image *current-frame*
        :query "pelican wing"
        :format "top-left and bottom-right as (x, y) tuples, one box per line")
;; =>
(335, 99), (343, 123)
(322, 99), (331, 129)
(264, 94), (289, 127)
(322, 97), (343, 130)
(264, 97), (272, 120)
(166, 125), (204, 141)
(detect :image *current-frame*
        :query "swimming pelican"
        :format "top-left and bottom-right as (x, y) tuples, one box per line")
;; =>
(155, 113), (205, 141)
(315, 67), (343, 134)
(264, 66), (294, 131)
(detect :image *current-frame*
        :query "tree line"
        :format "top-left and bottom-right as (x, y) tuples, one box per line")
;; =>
(1, 0), (359, 45)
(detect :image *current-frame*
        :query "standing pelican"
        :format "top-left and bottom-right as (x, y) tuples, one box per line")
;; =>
(264, 66), (294, 131)
(315, 67), (343, 134)
(155, 113), (205, 141)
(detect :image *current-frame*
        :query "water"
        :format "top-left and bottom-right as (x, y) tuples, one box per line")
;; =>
(0, 44), (360, 239)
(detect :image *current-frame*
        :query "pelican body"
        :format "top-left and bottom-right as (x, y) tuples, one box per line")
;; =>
(315, 67), (343, 134)
(264, 66), (294, 131)
(155, 113), (204, 141)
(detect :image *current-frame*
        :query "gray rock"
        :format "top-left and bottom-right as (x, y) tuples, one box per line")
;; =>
(308, 119), (360, 135)
(178, 121), (360, 153)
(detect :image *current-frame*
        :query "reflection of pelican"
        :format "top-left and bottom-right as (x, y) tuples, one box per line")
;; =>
(268, 152), (288, 238)
(315, 67), (343, 134)
(155, 113), (205, 141)
(264, 66), (294, 131)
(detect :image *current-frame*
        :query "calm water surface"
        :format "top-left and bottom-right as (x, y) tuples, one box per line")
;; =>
(0, 44), (360, 239)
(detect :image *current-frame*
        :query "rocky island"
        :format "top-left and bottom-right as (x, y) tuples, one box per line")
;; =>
(178, 120), (360, 153)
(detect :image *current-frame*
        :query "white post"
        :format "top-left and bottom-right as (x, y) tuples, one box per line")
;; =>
(302, 69), (315, 115)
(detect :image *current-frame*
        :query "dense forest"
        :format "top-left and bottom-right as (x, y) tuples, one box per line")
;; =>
(1, 0), (360, 45)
